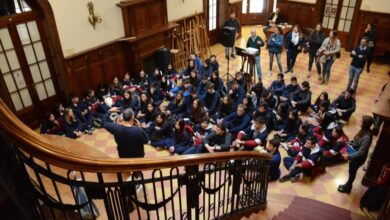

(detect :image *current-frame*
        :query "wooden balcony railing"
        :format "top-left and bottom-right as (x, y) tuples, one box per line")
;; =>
(0, 98), (272, 220)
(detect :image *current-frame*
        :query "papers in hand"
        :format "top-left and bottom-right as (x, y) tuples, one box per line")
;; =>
(246, 47), (259, 55)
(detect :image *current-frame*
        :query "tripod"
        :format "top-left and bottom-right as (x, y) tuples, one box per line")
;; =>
(221, 48), (235, 81)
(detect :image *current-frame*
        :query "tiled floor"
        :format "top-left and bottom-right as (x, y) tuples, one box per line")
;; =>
(76, 25), (389, 215)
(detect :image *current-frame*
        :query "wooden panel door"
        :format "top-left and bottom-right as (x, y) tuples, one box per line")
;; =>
(0, 12), (60, 127)
(241, 0), (269, 25)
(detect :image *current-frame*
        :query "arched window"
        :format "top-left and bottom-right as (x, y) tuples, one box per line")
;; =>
(0, 0), (59, 126)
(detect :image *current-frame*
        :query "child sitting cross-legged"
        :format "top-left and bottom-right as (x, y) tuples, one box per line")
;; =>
(233, 117), (268, 151)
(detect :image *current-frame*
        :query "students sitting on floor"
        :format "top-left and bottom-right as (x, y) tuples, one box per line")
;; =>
(250, 81), (267, 107)
(311, 92), (330, 113)
(266, 138), (282, 181)
(164, 64), (179, 83)
(62, 108), (91, 138)
(280, 136), (322, 183)
(275, 109), (302, 142)
(197, 75), (209, 98)
(168, 119), (194, 155)
(189, 70), (201, 88)
(235, 71), (248, 93)
(275, 101), (290, 130)
(233, 117), (268, 150)
(136, 70), (150, 91)
(260, 90), (277, 110)
(222, 104), (251, 138)
(242, 94), (256, 116)
(268, 73), (286, 98)
(122, 72), (132, 88)
(110, 76), (124, 96)
(253, 102), (276, 132)
(320, 127), (350, 169)
(149, 68), (162, 85)
(200, 83), (220, 118)
(40, 113), (63, 135)
(182, 59), (196, 79)
(193, 116), (213, 146)
(148, 82), (164, 107)
(210, 55), (219, 72)
(118, 90), (140, 113)
(140, 102), (160, 127)
(228, 80), (245, 109)
(167, 91), (186, 117)
(217, 96), (234, 120)
(148, 112), (172, 146)
(280, 76), (300, 103)
(199, 58), (212, 79)
(188, 99), (206, 125)
(70, 95), (94, 132)
(331, 88), (356, 122)
(290, 81), (311, 113)
(210, 71), (225, 97)
(137, 92), (151, 119)
(283, 122), (311, 157)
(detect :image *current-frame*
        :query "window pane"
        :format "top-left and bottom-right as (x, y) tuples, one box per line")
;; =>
(35, 82), (47, 101)
(328, 17), (335, 29)
(13, 70), (26, 89)
(340, 7), (347, 19)
(326, 0), (332, 3)
(39, 61), (50, 80)
(6, 50), (20, 70)
(23, 45), (36, 65)
(17, 23), (31, 45)
(343, 0), (350, 6)
(242, 0), (247, 14)
(30, 64), (42, 83)
(3, 73), (17, 93)
(338, 19), (345, 31)
(249, 0), (263, 13)
(0, 28), (14, 50)
(0, 53), (10, 73)
(11, 93), (23, 111)
(20, 88), (32, 107)
(347, 8), (354, 19)
(350, 0), (356, 6)
(27, 21), (40, 42)
(322, 17), (329, 28)
(44, 79), (55, 97)
(33, 42), (45, 61)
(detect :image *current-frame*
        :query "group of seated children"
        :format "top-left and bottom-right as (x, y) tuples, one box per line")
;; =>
(40, 53), (360, 183)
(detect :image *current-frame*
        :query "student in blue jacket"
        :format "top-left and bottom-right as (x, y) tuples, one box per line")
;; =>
(268, 73), (286, 98)
(222, 104), (251, 138)
(168, 119), (194, 155)
(267, 26), (284, 77)
(228, 80), (245, 109)
(266, 138), (282, 181)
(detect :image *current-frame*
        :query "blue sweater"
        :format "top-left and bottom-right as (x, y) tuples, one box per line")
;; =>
(269, 150), (281, 181)
(224, 112), (251, 134)
(201, 91), (219, 115)
(230, 86), (245, 108)
(268, 80), (286, 97)
(268, 34), (284, 54)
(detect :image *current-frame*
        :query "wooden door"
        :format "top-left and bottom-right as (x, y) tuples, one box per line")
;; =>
(241, 0), (269, 25)
(0, 11), (60, 127)
(321, 0), (358, 47)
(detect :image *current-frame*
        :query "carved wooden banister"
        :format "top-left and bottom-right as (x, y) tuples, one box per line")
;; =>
(0, 98), (271, 172)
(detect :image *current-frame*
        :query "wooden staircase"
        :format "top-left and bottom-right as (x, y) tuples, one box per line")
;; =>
(242, 194), (370, 220)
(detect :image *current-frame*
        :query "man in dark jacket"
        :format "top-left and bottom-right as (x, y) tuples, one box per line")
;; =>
(347, 37), (370, 93)
(307, 23), (325, 78)
(331, 88), (356, 122)
(263, 8), (284, 36)
(201, 83), (219, 117)
(229, 80), (245, 109)
(290, 81), (311, 112)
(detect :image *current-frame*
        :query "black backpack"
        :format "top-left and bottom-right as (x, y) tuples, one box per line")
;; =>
(360, 185), (386, 214)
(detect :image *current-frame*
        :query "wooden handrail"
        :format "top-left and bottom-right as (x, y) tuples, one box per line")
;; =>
(0, 99), (272, 172)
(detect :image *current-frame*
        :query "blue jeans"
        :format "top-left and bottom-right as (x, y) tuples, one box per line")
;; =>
(347, 65), (363, 92)
(283, 157), (303, 177)
(308, 53), (321, 74)
(322, 59), (334, 81)
(225, 43), (235, 56)
(182, 145), (205, 155)
(269, 52), (282, 73)
(151, 138), (173, 149)
(255, 55), (262, 81)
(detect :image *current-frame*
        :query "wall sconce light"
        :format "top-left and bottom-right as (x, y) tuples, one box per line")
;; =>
(87, 1), (102, 29)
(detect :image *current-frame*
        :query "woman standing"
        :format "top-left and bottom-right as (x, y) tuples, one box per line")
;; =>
(267, 27), (284, 77)
(307, 23), (325, 78)
(318, 30), (340, 85)
(338, 115), (373, 193)
(363, 23), (376, 73)
(285, 25), (304, 74)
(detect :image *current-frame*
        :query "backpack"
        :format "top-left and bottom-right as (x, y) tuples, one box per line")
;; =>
(360, 185), (386, 213)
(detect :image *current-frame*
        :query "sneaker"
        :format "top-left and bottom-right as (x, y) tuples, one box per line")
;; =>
(84, 130), (93, 135)
(267, 72), (272, 77)
(230, 54), (236, 59)
(307, 72), (311, 78)
(284, 70), (290, 74)
(290, 175), (300, 183)
(279, 174), (291, 183)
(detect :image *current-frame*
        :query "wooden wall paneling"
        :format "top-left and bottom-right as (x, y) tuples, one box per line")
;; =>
(277, 0), (321, 30)
(149, 1), (165, 28)
(133, 5), (149, 34)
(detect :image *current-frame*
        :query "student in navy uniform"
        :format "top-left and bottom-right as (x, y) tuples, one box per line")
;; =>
(218, 96), (234, 120)
(260, 90), (277, 110)
(147, 112), (172, 145)
(164, 64), (179, 82)
(141, 102), (159, 126)
(338, 116), (373, 193)
(62, 108), (90, 138)
(268, 73), (286, 98)
(235, 72), (248, 93)
(168, 119), (194, 155)
(307, 23), (325, 78)
(197, 75), (209, 98)
(266, 138), (282, 181)
(200, 83), (219, 117)
(276, 109), (302, 142)
(222, 104), (251, 139)
(284, 122), (311, 157)
(40, 113), (63, 135)
(70, 95), (94, 132)
(311, 91), (330, 113)
(189, 53), (203, 73)
(285, 24), (304, 74)
(189, 122), (231, 154)
(280, 76), (300, 103)
(149, 68), (162, 85)
(193, 116), (213, 145)
(253, 102), (276, 132)
(210, 71), (225, 97)
(290, 81), (312, 113)
(102, 108), (148, 159)
(228, 80), (245, 109)
(182, 59), (196, 79)
(250, 81), (267, 107)
(280, 136), (322, 183)
(210, 55), (219, 72)
(331, 88), (356, 122)
(242, 95), (255, 116)
(110, 76), (124, 96)
(148, 82), (164, 107)
(136, 92), (151, 120)
(188, 99), (206, 125)
(234, 117), (269, 150)
(275, 102), (290, 130)
(118, 90), (140, 113)
(347, 37), (369, 93)
(199, 58), (212, 79)
(122, 72), (132, 88)
(167, 90), (186, 117)
(189, 70), (200, 88)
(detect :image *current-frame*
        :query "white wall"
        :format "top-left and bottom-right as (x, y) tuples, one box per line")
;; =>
(361, 0), (390, 14)
(167, 0), (203, 22)
(48, 0), (124, 58)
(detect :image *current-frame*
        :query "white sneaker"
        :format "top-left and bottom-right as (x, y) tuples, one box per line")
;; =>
(267, 72), (272, 77)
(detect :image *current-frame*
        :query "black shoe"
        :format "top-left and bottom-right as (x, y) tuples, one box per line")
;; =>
(337, 184), (351, 194)
(284, 70), (290, 74)
(225, 55), (229, 60)
(279, 174), (291, 183)
(290, 175), (300, 183)
(231, 54), (236, 59)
